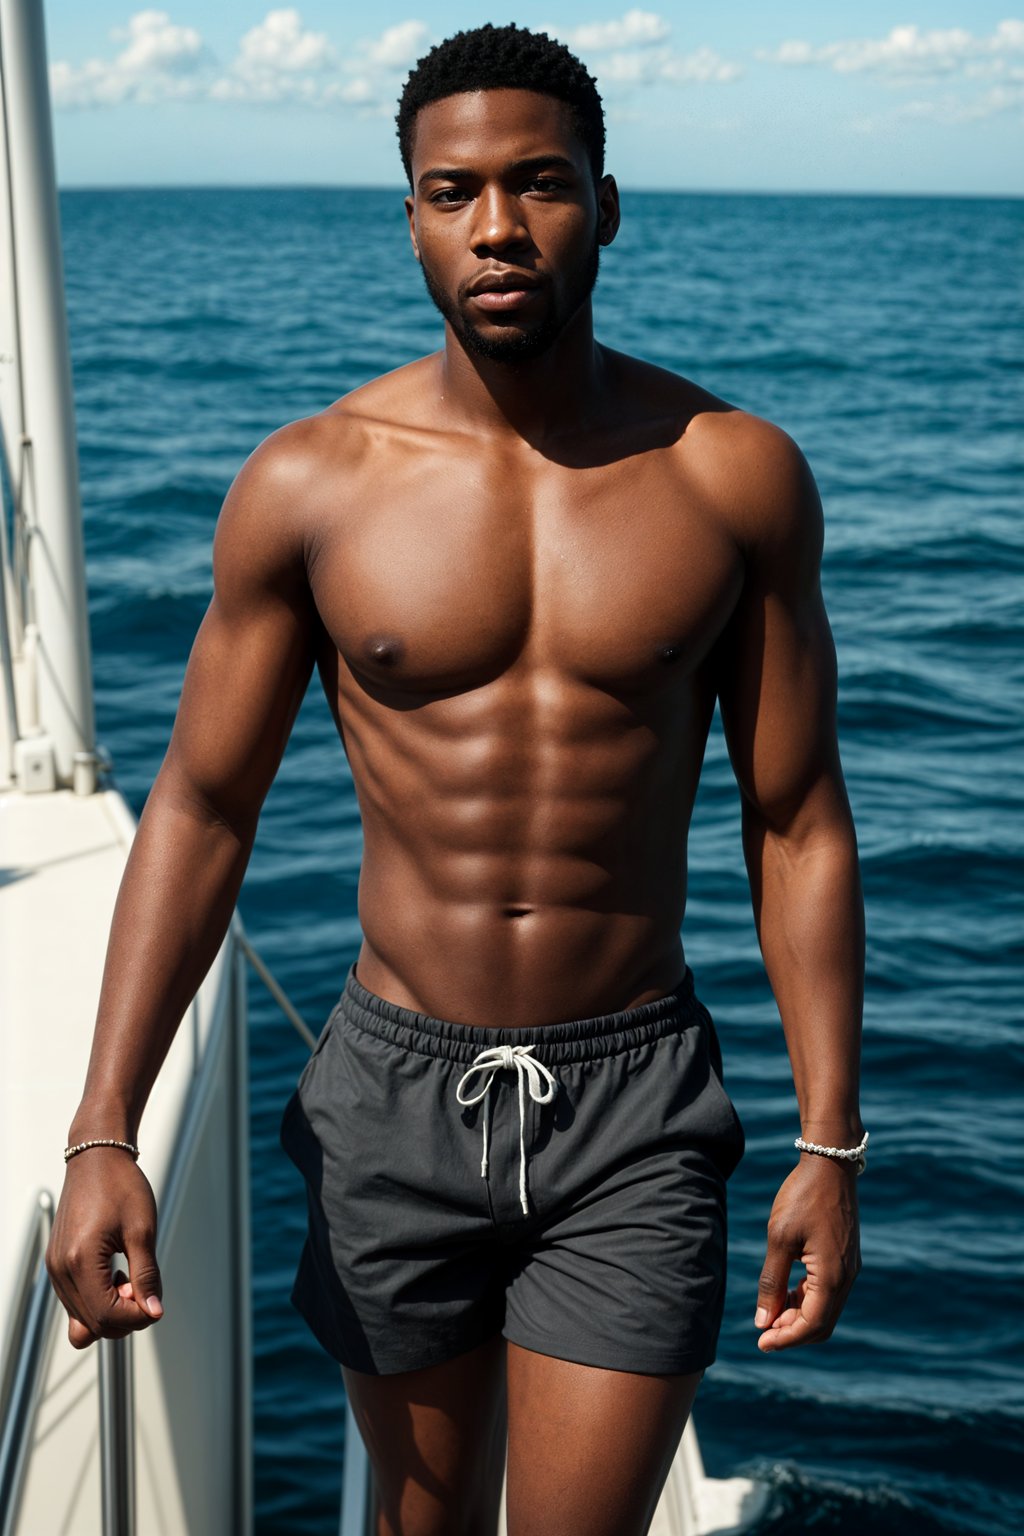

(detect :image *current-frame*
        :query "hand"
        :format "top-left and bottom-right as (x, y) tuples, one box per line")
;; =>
(46, 1150), (164, 1349)
(754, 1154), (861, 1352)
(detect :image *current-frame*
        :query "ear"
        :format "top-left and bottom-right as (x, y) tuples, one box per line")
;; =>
(596, 174), (621, 248)
(404, 194), (421, 263)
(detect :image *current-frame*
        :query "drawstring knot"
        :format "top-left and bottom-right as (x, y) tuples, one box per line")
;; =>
(455, 1044), (558, 1215)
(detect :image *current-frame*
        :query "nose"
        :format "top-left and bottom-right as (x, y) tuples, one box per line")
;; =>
(470, 185), (530, 255)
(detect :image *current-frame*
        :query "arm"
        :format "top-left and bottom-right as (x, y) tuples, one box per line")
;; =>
(47, 423), (321, 1348)
(711, 422), (865, 1353)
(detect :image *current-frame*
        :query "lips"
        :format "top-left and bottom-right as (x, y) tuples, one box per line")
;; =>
(467, 270), (542, 296)
(470, 288), (540, 311)
(467, 271), (543, 313)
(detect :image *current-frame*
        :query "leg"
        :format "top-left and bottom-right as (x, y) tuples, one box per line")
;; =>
(505, 1341), (703, 1536)
(343, 1331), (508, 1536)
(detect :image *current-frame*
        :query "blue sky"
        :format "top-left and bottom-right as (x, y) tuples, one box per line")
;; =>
(43, 4), (1023, 193)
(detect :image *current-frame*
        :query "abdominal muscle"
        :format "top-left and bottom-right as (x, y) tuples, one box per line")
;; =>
(343, 673), (705, 1029)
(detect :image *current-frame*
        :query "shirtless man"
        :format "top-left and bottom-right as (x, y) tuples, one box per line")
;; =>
(47, 22), (865, 1536)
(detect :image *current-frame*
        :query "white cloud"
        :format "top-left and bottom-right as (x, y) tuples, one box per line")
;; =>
(757, 20), (1024, 81)
(758, 18), (1024, 130)
(771, 40), (814, 67)
(537, 15), (741, 88)
(331, 77), (374, 104)
(868, 80), (1024, 127)
(50, 10), (207, 108)
(50, 11), (742, 116)
(849, 72), (1024, 137)
(363, 21), (430, 70)
(50, 8), (408, 113)
(210, 8), (337, 102)
(109, 9), (203, 71)
(660, 46), (742, 84)
(541, 10), (670, 52)
(597, 50), (651, 83)
(334, 21), (435, 114)
(593, 43), (741, 86)
(234, 10), (335, 74)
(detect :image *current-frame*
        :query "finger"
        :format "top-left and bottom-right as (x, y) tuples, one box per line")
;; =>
(68, 1316), (97, 1350)
(51, 1251), (112, 1341)
(123, 1230), (163, 1321)
(755, 1225), (796, 1329)
(759, 1279), (840, 1352)
(758, 1311), (818, 1352)
(72, 1245), (155, 1338)
(111, 1268), (136, 1303)
(775, 1280), (807, 1322)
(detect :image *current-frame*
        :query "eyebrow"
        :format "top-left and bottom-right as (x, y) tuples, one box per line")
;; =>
(417, 154), (578, 190)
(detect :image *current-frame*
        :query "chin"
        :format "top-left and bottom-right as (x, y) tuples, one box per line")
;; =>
(459, 317), (561, 364)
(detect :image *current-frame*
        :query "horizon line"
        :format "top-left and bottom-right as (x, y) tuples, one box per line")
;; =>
(56, 182), (1024, 201)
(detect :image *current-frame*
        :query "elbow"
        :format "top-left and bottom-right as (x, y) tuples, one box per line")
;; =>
(741, 773), (858, 854)
(146, 757), (260, 848)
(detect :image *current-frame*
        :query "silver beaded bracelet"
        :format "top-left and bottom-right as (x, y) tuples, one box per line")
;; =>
(64, 1138), (140, 1164)
(794, 1129), (869, 1174)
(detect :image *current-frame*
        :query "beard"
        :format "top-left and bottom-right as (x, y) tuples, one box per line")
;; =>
(419, 233), (601, 364)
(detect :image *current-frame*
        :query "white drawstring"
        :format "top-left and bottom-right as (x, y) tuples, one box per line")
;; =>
(455, 1044), (558, 1215)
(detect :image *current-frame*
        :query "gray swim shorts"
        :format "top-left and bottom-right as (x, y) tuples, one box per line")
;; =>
(280, 962), (745, 1377)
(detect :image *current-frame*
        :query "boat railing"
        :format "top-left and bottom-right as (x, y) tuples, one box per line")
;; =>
(0, 934), (370, 1536)
(97, 1337), (135, 1536)
(0, 1190), (56, 1536)
(0, 456), (22, 782)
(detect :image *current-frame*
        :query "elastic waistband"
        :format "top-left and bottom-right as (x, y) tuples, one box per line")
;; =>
(335, 962), (706, 1065)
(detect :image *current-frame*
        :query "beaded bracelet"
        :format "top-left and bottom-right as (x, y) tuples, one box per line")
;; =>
(64, 1138), (140, 1164)
(794, 1129), (869, 1174)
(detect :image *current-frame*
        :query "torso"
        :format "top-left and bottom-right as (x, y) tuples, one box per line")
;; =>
(295, 347), (755, 1026)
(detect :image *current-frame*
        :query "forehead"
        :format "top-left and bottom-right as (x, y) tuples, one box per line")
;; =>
(411, 89), (587, 177)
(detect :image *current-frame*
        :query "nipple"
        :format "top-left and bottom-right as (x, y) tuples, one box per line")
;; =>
(364, 633), (404, 668)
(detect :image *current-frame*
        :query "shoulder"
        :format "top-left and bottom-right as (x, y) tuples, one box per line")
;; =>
(225, 402), (367, 513)
(605, 349), (817, 506)
(212, 357), (443, 597)
(212, 412), (339, 601)
(683, 406), (824, 563)
(605, 348), (823, 560)
(215, 380), (393, 551)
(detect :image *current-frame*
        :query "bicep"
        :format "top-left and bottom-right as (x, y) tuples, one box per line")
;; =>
(712, 434), (844, 835)
(158, 434), (319, 833)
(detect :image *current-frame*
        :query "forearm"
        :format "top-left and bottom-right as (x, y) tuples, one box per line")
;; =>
(69, 770), (256, 1142)
(743, 804), (865, 1140)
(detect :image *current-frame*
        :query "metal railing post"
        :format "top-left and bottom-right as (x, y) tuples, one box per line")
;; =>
(0, 1191), (55, 1536)
(98, 1337), (135, 1536)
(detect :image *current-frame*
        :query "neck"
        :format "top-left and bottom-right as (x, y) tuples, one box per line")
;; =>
(439, 301), (607, 448)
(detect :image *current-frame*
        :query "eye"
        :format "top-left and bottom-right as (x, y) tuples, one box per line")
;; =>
(525, 178), (565, 194)
(431, 188), (470, 204)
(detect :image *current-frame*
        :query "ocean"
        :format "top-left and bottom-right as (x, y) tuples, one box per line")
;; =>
(61, 187), (1022, 1534)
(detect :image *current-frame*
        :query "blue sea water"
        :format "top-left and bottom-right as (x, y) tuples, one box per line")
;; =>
(58, 187), (1022, 1534)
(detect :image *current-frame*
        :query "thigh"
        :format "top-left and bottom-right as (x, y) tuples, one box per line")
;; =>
(343, 1331), (508, 1536)
(505, 1342), (703, 1536)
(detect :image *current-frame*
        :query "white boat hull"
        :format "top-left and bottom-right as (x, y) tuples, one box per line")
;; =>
(0, 781), (252, 1534)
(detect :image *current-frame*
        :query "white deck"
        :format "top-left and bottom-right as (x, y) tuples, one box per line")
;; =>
(0, 758), (252, 1533)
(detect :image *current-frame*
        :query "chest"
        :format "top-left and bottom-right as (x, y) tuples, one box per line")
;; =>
(308, 457), (743, 697)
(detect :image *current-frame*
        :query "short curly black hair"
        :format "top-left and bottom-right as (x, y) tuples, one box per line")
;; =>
(396, 22), (605, 190)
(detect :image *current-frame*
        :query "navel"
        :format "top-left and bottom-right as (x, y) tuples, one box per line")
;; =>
(658, 643), (683, 664)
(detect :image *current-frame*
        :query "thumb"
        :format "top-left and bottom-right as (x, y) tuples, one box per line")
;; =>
(755, 1222), (796, 1329)
(124, 1229), (163, 1320)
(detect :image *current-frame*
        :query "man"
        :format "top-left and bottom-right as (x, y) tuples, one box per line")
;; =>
(47, 22), (865, 1536)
